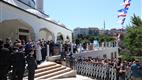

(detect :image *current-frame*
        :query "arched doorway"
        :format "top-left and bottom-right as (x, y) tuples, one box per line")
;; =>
(39, 28), (53, 41)
(66, 36), (70, 42)
(1, 19), (35, 42)
(57, 32), (64, 44)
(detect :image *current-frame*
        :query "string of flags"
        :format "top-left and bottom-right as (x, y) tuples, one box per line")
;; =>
(117, 0), (132, 25)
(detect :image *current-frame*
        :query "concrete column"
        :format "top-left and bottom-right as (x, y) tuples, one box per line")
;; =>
(116, 42), (118, 47)
(60, 44), (63, 52)
(46, 44), (49, 58)
(86, 43), (89, 50)
(109, 42), (111, 47)
(79, 44), (82, 53)
(102, 42), (104, 47)
(71, 43), (73, 53)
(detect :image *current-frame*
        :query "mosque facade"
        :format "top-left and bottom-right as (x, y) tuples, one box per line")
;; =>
(0, 0), (72, 43)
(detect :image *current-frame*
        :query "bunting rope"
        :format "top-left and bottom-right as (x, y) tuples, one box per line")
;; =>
(117, 0), (132, 25)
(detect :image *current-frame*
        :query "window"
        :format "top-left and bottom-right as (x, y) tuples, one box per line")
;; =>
(17, 0), (35, 8)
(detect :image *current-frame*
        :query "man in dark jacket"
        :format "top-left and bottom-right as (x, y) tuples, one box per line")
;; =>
(0, 39), (11, 80)
(26, 45), (37, 80)
(11, 43), (25, 80)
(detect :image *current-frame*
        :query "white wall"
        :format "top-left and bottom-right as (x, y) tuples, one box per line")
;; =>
(1, 1), (72, 42)
(74, 47), (119, 59)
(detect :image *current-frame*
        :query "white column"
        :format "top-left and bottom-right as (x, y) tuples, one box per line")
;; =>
(47, 44), (49, 57)
(109, 42), (111, 47)
(60, 44), (63, 52)
(79, 44), (82, 53)
(86, 43), (89, 50)
(116, 42), (119, 47)
(102, 42), (104, 47)
(71, 43), (73, 53)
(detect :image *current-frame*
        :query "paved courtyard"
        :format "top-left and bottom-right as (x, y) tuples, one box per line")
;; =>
(54, 75), (95, 80)
(23, 75), (95, 80)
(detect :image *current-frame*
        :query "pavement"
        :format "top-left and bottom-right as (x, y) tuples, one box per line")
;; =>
(24, 75), (95, 80)
(54, 75), (95, 80)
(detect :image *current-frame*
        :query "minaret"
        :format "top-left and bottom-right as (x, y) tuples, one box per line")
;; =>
(104, 20), (105, 30)
(103, 20), (106, 34)
(36, 0), (44, 12)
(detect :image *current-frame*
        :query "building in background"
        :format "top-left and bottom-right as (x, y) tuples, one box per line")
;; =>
(73, 27), (126, 39)
(73, 27), (99, 38)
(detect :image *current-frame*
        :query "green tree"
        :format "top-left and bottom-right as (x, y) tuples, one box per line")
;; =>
(98, 35), (115, 42)
(124, 15), (142, 55)
(88, 36), (95, 43)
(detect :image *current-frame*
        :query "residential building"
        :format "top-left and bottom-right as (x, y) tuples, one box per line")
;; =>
(73, 27), (99, 38)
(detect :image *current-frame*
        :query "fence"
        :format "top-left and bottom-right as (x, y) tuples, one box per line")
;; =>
(74, 61), (117, 80)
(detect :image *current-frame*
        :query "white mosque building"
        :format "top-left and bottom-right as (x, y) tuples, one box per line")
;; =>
(0, 0), (72, 43)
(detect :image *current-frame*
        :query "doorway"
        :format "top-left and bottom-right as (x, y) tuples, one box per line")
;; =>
(19, 35), (27, 42)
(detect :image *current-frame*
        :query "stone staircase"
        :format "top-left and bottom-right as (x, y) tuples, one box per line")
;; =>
(24, 61), (76, 80)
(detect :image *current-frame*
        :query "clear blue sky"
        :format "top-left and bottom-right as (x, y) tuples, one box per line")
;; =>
(44, 0), (141, 30)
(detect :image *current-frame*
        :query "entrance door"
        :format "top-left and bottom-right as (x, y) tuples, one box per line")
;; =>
(19, 35), (27, 42)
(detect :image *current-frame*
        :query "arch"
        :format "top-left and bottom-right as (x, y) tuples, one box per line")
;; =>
(39, 28), (54, 41)
(66, 36), (70, 42)
(1, 19), (35, 42)
(57, 32), (64, 43)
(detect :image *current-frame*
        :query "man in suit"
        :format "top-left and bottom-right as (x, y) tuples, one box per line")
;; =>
(0, 39), (11, 80)
(26, 45), (37, 80)
(11, 43), (25, 80)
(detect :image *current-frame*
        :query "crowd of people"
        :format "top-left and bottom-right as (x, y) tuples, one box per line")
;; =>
(0, 38), (67, 80)
(76, 56), (142, 80)
(2, 38), (141, 80)
(0, 37), (79, 80)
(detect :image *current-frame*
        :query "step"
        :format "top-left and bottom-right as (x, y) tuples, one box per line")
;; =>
(35, 64), (61, 73)
(35, 67), (72, 80)
(47, 70), (76, 80)
(37, 62), (56, 69)
(35, 65), (66, 78)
